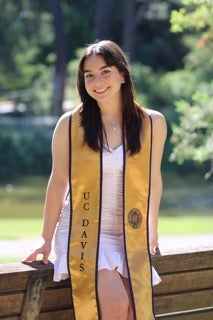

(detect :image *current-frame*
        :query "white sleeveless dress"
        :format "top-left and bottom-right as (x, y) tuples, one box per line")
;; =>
(53, 145), (161, 285)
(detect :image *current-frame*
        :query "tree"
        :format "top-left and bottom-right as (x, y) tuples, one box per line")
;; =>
(0, 0), (55, 114)
(50, 0), (67, 116)
(169, 0), (213, 178)
(122, 0), (149, 60)
(0, 0), (191, 116)
(94, 0), (114, 40)
(170, 91), (213, 178)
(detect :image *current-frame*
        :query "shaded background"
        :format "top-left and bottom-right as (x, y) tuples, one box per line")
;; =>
(0, 0), (212, 261)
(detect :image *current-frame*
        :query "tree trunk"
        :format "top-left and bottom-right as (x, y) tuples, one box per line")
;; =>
(122, 0), (149, 61)
(94, 0), (114, 40)
(50, 0), (67, 116)
(122, 0), (136, 60)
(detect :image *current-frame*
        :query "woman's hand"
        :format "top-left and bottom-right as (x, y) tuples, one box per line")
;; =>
(22, 237), (52, 265)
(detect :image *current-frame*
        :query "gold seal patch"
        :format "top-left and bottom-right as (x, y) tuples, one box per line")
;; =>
(128, 208), (142, 229)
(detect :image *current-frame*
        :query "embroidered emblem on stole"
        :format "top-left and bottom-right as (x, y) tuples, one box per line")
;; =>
(128, 208), (142, 229)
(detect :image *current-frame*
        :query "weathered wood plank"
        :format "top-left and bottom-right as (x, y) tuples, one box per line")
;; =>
(0, 311), (74, 320)
(152, 251), (213, 274)
(0, 316), (19, 320)
(0, 262), (53, 294)
(154, 289), (213, 314)
(0, 288), (72, 316)
(0, 293), (23, 315)
(0, 261), (54, 274)
(0, 273), (28, 293)
(154, 269), (213, 294)
(156, 308), (213, 319)
(39, 309), (74, 320)
(41, 287), (72, 310)
(0, 273), (69, 293)
(0, 262), (69, 293)
(0, 250), (212, 319)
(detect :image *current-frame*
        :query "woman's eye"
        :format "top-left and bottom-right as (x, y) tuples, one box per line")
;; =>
(102, 69), (110, 75)
(85, 74), (93, 79)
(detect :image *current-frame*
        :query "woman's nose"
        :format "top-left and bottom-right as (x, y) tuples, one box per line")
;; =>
(93, 75), (103, 84)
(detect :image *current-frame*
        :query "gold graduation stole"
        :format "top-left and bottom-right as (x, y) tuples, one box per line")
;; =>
(68, 107), (154, 320)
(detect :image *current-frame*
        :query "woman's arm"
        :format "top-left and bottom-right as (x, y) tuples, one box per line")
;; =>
(22, 113), (70, 264)
(148, 110), (167, 255)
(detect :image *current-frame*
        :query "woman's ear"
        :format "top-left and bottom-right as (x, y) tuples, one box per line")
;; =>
(121, 74), (126, 84)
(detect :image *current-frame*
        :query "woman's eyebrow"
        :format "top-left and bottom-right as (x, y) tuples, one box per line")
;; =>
(83, 65), (109, 73)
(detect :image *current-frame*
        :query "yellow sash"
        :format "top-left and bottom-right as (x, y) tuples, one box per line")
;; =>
(68, 107), (154, 319)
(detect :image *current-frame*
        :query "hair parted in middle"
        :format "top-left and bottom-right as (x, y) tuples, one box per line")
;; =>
(77, 40), (144, 155)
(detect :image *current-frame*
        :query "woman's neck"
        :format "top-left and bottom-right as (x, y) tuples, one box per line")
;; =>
(100, 105), (123, 150)
(100, 102), (122, 122)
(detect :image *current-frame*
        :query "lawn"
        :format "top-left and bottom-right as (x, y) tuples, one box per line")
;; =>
(158, 215), (213, 235)
(0, 173), (212, 262)
(0, 175), (47, 219)
(0, 215), (212, 241)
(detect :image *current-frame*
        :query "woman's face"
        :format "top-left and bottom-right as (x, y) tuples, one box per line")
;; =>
(83, 54), (125, 107)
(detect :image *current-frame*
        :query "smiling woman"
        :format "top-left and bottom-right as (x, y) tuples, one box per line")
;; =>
(23, 40), (167, 320)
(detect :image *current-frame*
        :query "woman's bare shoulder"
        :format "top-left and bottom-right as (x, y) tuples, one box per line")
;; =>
(53, 112), (70, 136)
(146, 108), (165, 120)
(55, 105), (81, 131)
(147, 109), (166, 128)
(146, 109), (167, 144)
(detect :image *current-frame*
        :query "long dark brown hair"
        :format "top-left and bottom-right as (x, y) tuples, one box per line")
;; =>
(77, 40), (144, 155)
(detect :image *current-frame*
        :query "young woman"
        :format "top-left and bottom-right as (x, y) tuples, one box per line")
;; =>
(23, 40), (167, 320)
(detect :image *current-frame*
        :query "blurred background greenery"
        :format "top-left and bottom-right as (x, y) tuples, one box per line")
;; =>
(0, 0), (212, 262)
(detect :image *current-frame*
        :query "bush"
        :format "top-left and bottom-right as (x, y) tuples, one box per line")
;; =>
(0, 117), (57, 179)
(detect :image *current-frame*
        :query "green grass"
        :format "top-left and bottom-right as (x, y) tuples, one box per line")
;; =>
(0, 175), (47, 218)
(0, 218), (42, 239)
(158, 215), (213, 235)
(161, 172), (213, 216)
(0, 257), (22, 264)
(0, 215), (211, 241)
(0, 174), (212, 240)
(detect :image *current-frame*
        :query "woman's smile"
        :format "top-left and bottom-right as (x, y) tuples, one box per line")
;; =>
(94, 87), (109, 94)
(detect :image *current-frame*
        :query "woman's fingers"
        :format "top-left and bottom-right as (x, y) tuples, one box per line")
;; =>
(22, 250), (38, 262)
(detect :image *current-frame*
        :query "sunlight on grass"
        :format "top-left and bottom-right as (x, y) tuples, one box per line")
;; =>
(0, 215), (212, 241)
(158, 215), (213, 235)
(0, 219), (42, 239)
(0, 257), (21, 263)
(0, 175), (47, 218)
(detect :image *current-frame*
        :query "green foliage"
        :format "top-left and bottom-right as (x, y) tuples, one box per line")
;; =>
(0, 118), (56, 179)
(170, 88), (213, 178)
(0, 1), (53, 91)
(64, 50), (83, 108)
(171, 0), (213, 32)
(131, 62), (197, 110)
(135, 1), (187, 71)
(62, 1), (95, 59)
(169, 0), (213, 176)
(0, 0), (190, 116)
(0, 0), (55, 114)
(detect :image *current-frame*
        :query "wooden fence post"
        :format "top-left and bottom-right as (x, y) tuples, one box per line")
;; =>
(21, 273), (48, 320)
